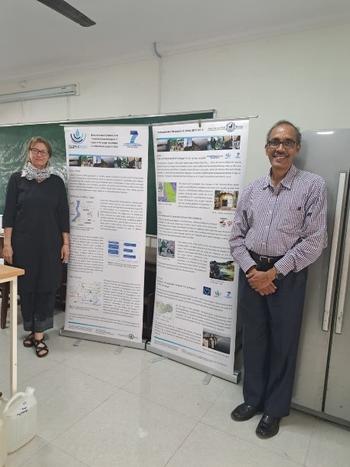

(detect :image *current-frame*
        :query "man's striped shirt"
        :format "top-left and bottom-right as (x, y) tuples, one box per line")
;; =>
(229, 164), (327, 276)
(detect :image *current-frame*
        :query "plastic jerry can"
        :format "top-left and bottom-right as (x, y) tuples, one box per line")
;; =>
(0, 417), (6, 467)
(3, 387), (37, 453)
(0, 393), (7, 467)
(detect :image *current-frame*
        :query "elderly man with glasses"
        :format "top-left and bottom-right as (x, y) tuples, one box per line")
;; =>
(229, 120), (327, 438)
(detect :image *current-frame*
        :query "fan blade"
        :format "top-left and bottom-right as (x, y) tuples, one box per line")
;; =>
(36, 0), (96, 27)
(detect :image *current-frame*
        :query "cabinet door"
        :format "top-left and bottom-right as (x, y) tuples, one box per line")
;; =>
(324, 202), (350, 422)
(293, 130), (350, 412)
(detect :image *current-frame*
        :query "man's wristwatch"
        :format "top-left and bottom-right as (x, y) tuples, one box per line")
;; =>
(273, 266), (283, 280)
(246, 265), (257, 274)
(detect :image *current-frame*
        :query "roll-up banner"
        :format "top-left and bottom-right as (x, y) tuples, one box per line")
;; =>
(149, 119), (249, 380)
(62, 125), (148, 347)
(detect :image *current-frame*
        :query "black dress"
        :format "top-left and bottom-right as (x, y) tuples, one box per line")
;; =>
(3, 173), (69, 330)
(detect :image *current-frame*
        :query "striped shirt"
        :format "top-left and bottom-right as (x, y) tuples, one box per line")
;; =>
(229, 164), (327, 276)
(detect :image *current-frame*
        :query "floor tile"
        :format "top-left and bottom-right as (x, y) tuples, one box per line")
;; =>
(64, 339), (155, 387)
(0, 342), (61, 398)
(53, 389), (198, 467)
(305, 418), (350, 467)
(5, 436), (47, 467)
(16, 443), (89, 467)
(35, 329), (96, 364)
(123, 358), (227, 419)
(21, 363), (116, 441)
(201, 385), (316, 465)
(167, 422), (302, 467)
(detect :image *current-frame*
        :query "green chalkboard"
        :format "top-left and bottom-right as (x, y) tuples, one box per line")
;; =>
(0, 111), (214, 234)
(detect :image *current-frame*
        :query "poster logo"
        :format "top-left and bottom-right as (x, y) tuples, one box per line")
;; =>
(203, 286), (212, 296)
(226, 122), (236, 132)
(70, 128), (86, 144)
(130, 130), (138, 144)
(124, 130), (142, 148)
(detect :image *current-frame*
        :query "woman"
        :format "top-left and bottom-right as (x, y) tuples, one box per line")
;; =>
(3, 137), (70, 357)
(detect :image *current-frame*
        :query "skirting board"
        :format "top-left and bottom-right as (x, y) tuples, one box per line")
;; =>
(59, 327), (146, 350)
(291, 402), (350, 429)
(146, 343), (241, 384)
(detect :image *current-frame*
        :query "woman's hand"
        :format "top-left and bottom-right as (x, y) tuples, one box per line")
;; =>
(3, 244), (13, 265)
(61, 244), (70, 263)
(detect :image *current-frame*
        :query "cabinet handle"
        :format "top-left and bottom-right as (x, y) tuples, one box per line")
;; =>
(323, 172), (347, 331)
(335, 203), (350, 334)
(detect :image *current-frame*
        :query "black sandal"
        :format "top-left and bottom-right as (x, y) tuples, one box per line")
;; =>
(23, 333), (35, 348)
(34, 339), (49, 358)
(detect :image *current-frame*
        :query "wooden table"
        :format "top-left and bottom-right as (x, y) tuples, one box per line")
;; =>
(0, 265), (25, 395)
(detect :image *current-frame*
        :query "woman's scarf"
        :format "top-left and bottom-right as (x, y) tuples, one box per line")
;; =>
(21, 161), (51, 182)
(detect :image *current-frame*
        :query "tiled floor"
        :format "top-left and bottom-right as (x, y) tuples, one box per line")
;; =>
(0, 312), (350, 467)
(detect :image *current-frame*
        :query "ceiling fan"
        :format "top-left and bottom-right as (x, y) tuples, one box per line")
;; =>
(36, 0), (96, 27)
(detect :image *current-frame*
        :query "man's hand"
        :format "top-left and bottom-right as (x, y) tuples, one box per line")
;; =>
(246, 267), (277, 296)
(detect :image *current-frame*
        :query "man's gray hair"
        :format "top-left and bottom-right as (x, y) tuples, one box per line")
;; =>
(266, 120), (302, 146)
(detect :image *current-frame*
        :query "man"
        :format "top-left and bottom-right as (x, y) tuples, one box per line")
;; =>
(229, 120), (327, 439)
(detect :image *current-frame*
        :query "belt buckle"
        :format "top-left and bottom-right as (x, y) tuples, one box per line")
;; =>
(260, 255), (271, 264)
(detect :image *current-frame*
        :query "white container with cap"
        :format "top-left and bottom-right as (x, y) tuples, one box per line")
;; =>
(3, 387), (37, 453)
(0, 418), (6, 467)
(0, 392), (7, 467)
(0, 393), (7, 467)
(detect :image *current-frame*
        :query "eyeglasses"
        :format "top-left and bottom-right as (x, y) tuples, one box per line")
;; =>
(267, 139), (297, 149)
(30, 147), (49, 157)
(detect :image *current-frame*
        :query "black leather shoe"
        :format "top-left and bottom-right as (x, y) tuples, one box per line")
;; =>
(256, 414), (280, 439)
(231, 403), (260, 421)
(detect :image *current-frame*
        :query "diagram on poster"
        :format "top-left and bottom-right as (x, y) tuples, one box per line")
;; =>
(68, 280), (102, 308)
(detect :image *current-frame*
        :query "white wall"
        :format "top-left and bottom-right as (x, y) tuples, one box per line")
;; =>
(1, 23), (350, 182)
(0, 59), (160, 125)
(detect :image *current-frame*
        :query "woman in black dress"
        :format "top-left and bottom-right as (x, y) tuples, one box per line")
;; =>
(3, 136), (70, 357)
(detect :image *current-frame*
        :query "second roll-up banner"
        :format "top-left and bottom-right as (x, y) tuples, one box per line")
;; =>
(62, 125), (148, 347)
(149, 119), (249, 381)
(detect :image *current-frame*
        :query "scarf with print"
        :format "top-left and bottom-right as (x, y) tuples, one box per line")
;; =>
(21, 161), (51, 182)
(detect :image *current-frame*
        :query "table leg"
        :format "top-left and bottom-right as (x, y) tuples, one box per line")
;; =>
(10, 279), (17, 396)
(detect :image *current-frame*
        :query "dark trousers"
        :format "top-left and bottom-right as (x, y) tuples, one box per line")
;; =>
(238, 267), (307, 418)
(20, 291), (56, 332)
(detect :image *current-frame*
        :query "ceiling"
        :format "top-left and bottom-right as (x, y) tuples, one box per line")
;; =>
(2, 0), (350, 81)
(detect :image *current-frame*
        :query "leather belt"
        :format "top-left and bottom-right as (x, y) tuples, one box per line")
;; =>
(249, 251), (283, 265)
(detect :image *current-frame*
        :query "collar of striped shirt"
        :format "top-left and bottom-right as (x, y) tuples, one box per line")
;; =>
(263, 164), (298, 190)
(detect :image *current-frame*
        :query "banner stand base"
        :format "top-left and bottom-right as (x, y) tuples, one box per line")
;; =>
(59, 327), (146, 350)
(146, 343), (241, 384)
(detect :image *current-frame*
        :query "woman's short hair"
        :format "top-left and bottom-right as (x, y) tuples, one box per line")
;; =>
(26, 136), (52, 158)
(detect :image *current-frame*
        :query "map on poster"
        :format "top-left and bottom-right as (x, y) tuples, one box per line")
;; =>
(70, 197), (96, 228)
